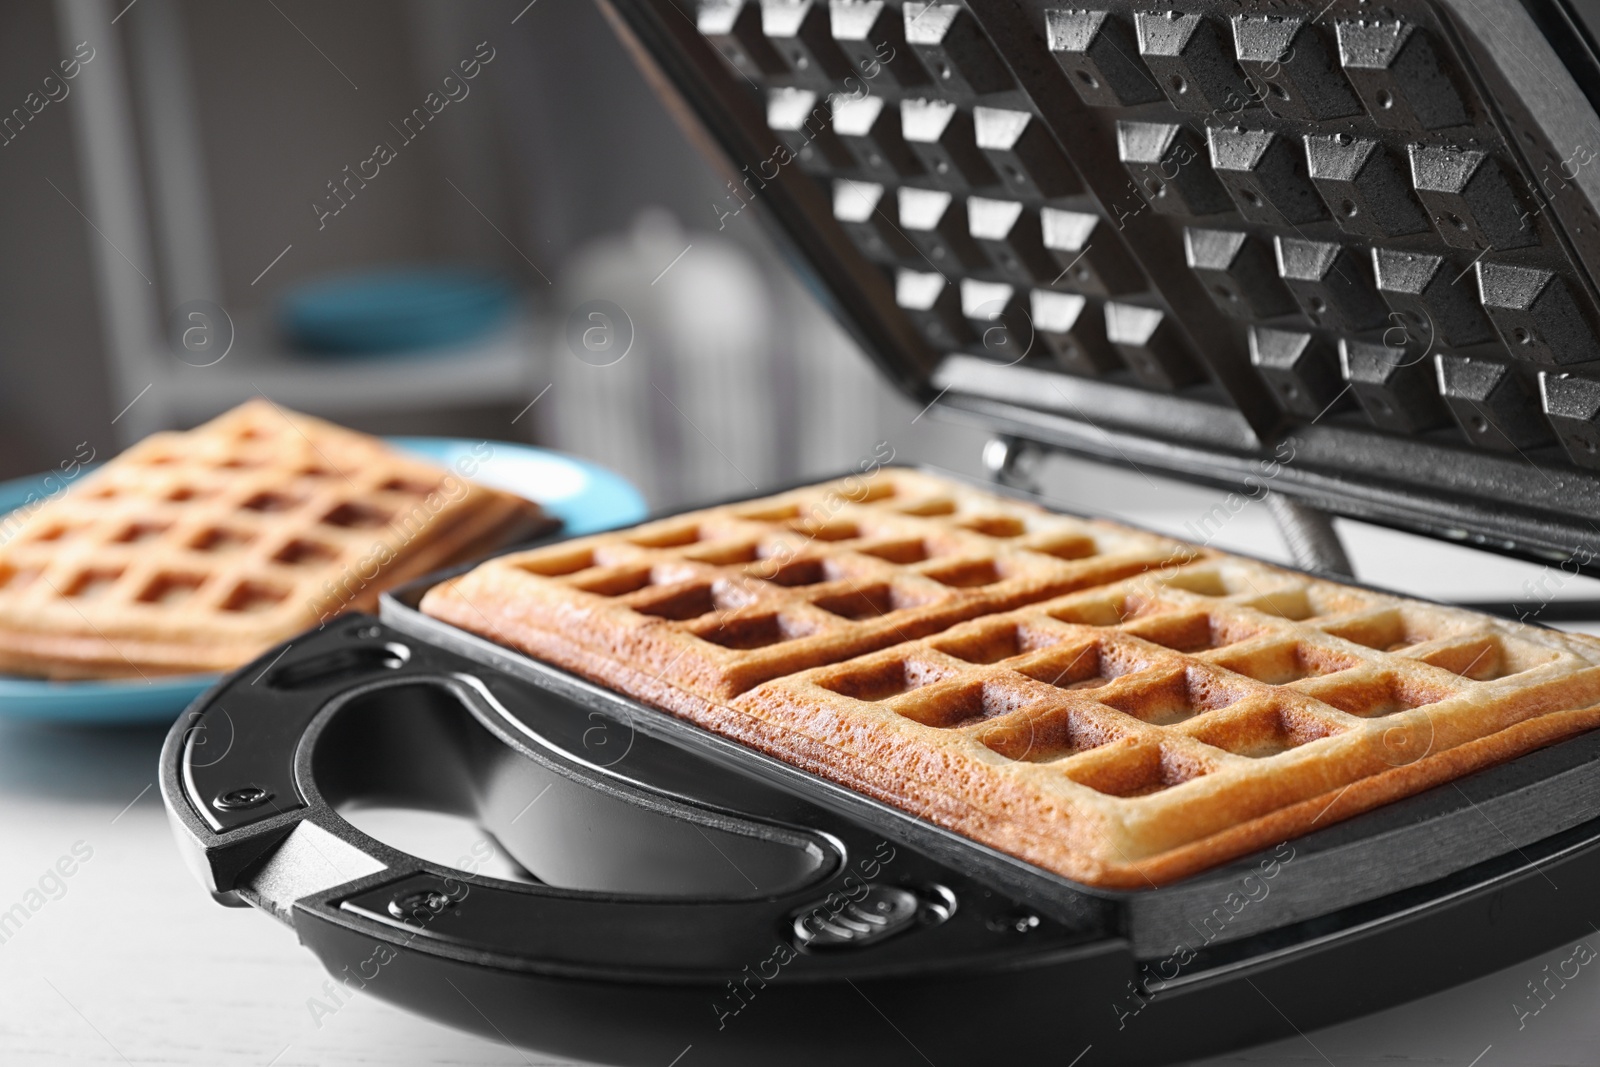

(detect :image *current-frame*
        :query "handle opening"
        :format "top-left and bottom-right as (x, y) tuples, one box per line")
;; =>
(309, 679), (837, 899)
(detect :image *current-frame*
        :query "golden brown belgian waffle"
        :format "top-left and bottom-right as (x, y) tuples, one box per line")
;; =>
(0, 399), (550, 679)
(421, 468), (1600, 888)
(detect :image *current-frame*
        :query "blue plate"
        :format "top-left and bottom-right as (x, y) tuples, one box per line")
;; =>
(0, 438), (645, 725)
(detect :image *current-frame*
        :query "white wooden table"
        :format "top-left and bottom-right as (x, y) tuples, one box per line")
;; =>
(2, 497), (1598, 1066)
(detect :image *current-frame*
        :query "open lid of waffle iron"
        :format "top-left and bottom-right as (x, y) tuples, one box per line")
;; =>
(597, 0), (1600, 564)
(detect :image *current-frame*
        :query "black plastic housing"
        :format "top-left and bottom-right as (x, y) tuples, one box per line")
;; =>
(158, 597), (1600, 1066)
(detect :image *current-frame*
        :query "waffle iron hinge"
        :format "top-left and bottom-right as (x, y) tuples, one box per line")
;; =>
(981, 432), (1354, 576)
(980, 434), (1041, 493)
(1260, 492), (1354, 577)
(943, 389), (1600, 577)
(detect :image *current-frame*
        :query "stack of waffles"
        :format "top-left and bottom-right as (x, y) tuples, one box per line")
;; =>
(0, 400), (550, 679)
(421, 468), (1600, 887)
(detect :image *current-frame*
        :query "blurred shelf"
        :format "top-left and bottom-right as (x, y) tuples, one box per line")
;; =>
(61, 0), (545, 440)
(163, 306), (542, 423)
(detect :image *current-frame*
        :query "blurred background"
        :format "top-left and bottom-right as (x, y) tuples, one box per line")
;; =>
(0, 0), (989, 510)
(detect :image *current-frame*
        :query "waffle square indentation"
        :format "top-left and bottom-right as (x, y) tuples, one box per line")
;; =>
(516, 547), (596, 577)
(1015, 638), (1152, 690)
(751, 557), (838, 586)
(273, 540), (338, 566)
(1062, 742), (1216, 798)
(1027, 533), (1100, 561)
(112, 522), (170, 544)
(571, 566), (656, 597)
(190, 527), (254, 553)
(693, 611), (818, 650)
(1183, 701), (1345, 758)
(1213, 639), (1361, 685)
(811, 581), (940, 620)
(220, 581), (289, 613)
(1095, 665), (1251, 725)
(1320, 606), (1478, 651)
(976, 702), (1136, 762)
(958, 514), (1028, 537)
(1303, 672), (1454, 717)
(627, 523), (704, 548)
(321, 502), (390, 528)
(64, 569), (123, 599)
(1126, 610), (1265, 652)
(922, 558), (1003, 588)
(1414, 634), (1563, 680)
(138, 572), (206, 605)
(889, 678), (1038, 728)
(932, 619), (1069, 663)
(818, 656), (955, 701)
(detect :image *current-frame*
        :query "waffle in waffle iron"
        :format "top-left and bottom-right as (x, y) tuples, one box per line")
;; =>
(0, 400), (550, 679)
(422, 468), (1600, 887)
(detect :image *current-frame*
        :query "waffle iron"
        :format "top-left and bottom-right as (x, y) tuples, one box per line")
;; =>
(162, 0), (1600, 1062)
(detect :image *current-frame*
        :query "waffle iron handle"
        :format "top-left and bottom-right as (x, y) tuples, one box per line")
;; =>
(227, 806), (870, 975)
(251, 814), (978, 1067)
(160, 620), (923, 977)
(196, 799), (935, 1060)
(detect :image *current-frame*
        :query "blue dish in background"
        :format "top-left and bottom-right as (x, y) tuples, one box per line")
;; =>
(278, 267), (515, 356)
(386, 438), (645, 537)
(0, 439), (645, 725)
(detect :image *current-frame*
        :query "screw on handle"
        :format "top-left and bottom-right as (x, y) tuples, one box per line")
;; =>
(213, 785), (274, 811)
